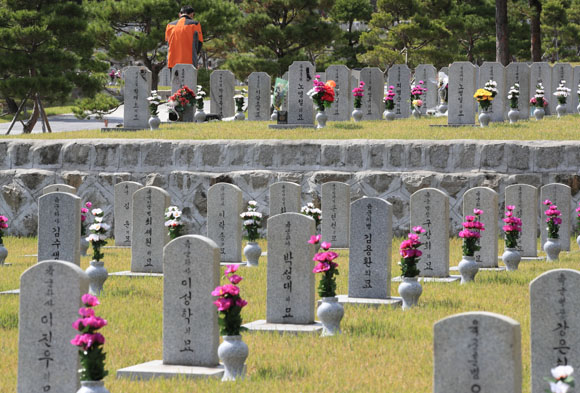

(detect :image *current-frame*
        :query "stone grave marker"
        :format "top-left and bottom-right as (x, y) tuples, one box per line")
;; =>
(415, 64), (438, 113)
(552, 63), (574, 114)
(266, 213), (316, 324)
(505, 184), (538, 257)
(326, 65), (352, 121)
(38, 192), (81, 265)
(506, 62), (531, 119)
(410, 188), (449, 277)
(530, 269), (580, 393)
(248, 72), (271, 121)
(387, 64), (411, 118)
(360, 67), (385, 120)
(171, 64), (197, 122)
(440, 66), (449, 76)
(114, 181), (143, 247)
(287, 61), (315, 125)
(434, 311), (522, 393)
(163, 235), (219, 366)
(347, 197), (395, 300)
(540, 183), (571, 251)
(448, 62), (477, 125)
(321, 182), (351, 248)
(574, 66), (580, 114)
(124, 66), (151, 129)
(463, 187), (499, 268)
(17, 260), (89, 393)
(530, 62), (553, 115)
(131, 186), (170, 273)
(479, 62), (506, 122)
(159, 67), (171, 87)
(210, 70), (235, 118)
(42, 184), (77, 195)
(207, 183), (243, 263)
(269, 181), (301, 217)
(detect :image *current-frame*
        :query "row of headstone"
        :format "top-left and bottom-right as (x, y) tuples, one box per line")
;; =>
(434, 268), (580, 393)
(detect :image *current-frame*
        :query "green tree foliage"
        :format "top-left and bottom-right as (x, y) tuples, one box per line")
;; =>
(541, 0), (573, 61)
(0, 0), (104, 132)
(328, 0), (373, 68)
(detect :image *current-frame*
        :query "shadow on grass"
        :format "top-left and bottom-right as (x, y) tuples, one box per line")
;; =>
(0, 311), (18, 330)
(346, 319), (402, 338)
(254, 364), (311, 380)
(476, 273), (529, 285)
(331, 123), (363, 130)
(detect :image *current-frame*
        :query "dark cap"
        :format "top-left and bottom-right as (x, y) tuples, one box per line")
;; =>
(180, 5), (194, 15)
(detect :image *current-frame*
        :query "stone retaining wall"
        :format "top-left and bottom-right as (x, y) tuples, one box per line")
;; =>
(1, 139), (579, 236)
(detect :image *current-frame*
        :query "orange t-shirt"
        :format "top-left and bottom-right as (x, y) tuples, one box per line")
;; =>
(165, 17), (203, 68)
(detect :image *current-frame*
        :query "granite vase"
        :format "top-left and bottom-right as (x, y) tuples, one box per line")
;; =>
(270, 109), (278, 121)
(534, 107), (545, 120)
(148, 115), (161, 130)
(412, 107), (421, 119)
(316, 110), (327, 129)
(458, 255), (479, 284)
(86, 260), (108, 296)
(218, 335), (248, 381)
(234, 111), (245, 121)
(544, 238), (561, 261)
(77, 380), (110, 393)
(0, 244), (7, 265)
(243, 242), (261, 267)
(508, 109), (519, 124)
(195, 109), (206, 123)
(398, 277), (422, 310)
(577, 234), (580, 249)
(317, 296), (344, 336)
(438, 103), (448, 114)
(80, 238), (89, 257)
(556, 103), (566, 118)
(352, 108), (363, 122)
(577, 103), (580, 114)
(478, 111), (490, 127)
(383, 110), (395, 121)
(502, 248), (521, 271)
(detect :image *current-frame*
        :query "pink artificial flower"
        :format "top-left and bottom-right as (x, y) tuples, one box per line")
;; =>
(224, 264), (239, 276)
(359, 81), (365, 87)
(313, 262), (330, 273)
(228, 274), (243, 285)
(576, 207), (580, 212)
(506, 205), (515, 211)
(320, 241), (331, 250)
(505, 211), (513, 217)
(81, 293), (100, 307)
(308, 234), (322, 245)
(211, 286), (224, 297)
(465, 215), (475, 222)
(86, 202), (92, 208)
(400, 239), (413, 249)
(80, 215), (86, 222)
(0, 222), (7, 229)
(543, 199), (552, 205)
(236, 298), (248, 308)
(0, 216), (7, 222)
(408, 233), (419, 241)
(389, 85), (394, 89)
(213, 297), (233, 311)
(79, 307), (95, 317)
(81, 208), (89, 214)
(473, 208), (483, 215)
(325, 251), (339, 261)
(400, 248), (422, 258)
(71, 333), (105, 350)
(553, 217), (563, 225)
(412, 226), (425, 234)
(221, 284), (240, 296)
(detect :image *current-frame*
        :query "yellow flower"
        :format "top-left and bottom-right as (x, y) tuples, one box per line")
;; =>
(474, 88), (494, 102)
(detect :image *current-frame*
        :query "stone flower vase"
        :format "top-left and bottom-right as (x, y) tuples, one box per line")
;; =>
(270, 109), (278, 121)
(243, 242), (261, 267)
(316, 110), (327, 129)
(478, 110), (491, 127)
(412, 107), (421, 119)
(234, 111), (245, 121)
(317, 297), (344, 336)
(438, 103), (448, 114)
(218, 335), (249, 381)
(77, 380), (110, 393)
(80, 238), (90, 257)
(458, 255), (479, 284)
(148, 115), (161, 130)
(352, 108), (363, 122)
(398, 277), (422, 310)
(534, 107), (545, 120)
(577, 234), (580, 249)
(544, 238), (561, 261)
(502, 248), (521, 271)
(556, 103), (566, 118)
(577, 102), (580, 114)
(508, 109), (519, 124)
(0, 244), (7, 266)
(383, 110), (395, 121)
(195, 109), (206, 123)
(86, 260), (108, 296)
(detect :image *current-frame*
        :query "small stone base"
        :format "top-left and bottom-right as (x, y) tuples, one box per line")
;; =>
(331, 295), (402, 308)
(243, 319), (323, 335)
(450, 266), (506, 272)
(109, 271), (163, 277)
(219, 262), (246, 267)
(497, 256), (546, 261)
(392, 275), (461, 283)
(116, 360), (223, 380)
(268, 124), (316, 129)
(101, 127), (146, 132)
(0, 288), (20, 295)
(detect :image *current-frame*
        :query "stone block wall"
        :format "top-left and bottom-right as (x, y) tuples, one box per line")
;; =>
(1, 139), (579, 237)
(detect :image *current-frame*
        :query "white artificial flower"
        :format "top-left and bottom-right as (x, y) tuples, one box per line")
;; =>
(91, 208), (103, 216)
(307, 203), (315, 208)
(167, 206), (178, 212)
(252, 212), (263, 218)
(311, 208), (322, 214)
(552, 365), (574, 380)
(233, 94), (245, 99)
(243, 219), (254, 226)
(248, 201), (257, 206)
(301, 206), (309, 214)
(94, 216), (103, 223)
(89, 223), (101, 231)
(165, 212), (173, 218)
(164, 219), (176, 227)
(86, 234), (100, 242)
(550, 381), (571, 393)
(173, 211), (182, 218)
(101, 223), (110, 231)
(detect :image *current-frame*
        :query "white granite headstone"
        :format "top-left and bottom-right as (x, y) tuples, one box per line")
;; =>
(248, 72), (271, 121)
(387, 64), (411, 118)
(269, 181), (301, 217)
(506, 62), (531, 119)
(505, 184), (538, 257)
(321, 182), (351, 248)
(360, 67), (385, 120)
(540, 183), (571, 251)
(42, 184), (77, 195)
(552, 63), (574, 114)
(479, 62), (506, 122)
(207, 183), (243, 263)
(210, 70), (235, 118)
(287, 61), (315, 125)
(530, 62), (553, 115)
(171, 64), (197, 122)
(114, 181), (143, 246)
(448, 62), (477, 125)
(415, 64), (438, 113)
(574, 66), (580, 114)
(463, 187), (499, 268)
(326, 65), (352, 121)
(124, 66), (151, 129)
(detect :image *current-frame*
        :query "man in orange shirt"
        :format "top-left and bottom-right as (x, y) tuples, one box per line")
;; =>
(165, 5), (204, 69)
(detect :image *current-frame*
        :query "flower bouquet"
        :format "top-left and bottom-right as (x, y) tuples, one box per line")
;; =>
(71, 294), (108, 388)
(80, 201), (92, 256)
(398, 226), (425, 309)
(240, 201), (262, 266)
(545, 365), (574, 393)
(502, 205), (522, 270)
(213, 265), (249, 381)
(554, 80), (571, 117)
(410, 80), (427, 114)
(352, 81), (365, 109)
(234, 89), (247, 120)
(312, 240), (343, 336)
(86, 208), (110, 295)
(147, 91), (164, 117)
(0, 214), (8, 265)
(530, 82), (548, 120)
(168, 85), (195, 121)
(438, 71), (449, 107)
(507, 83), (520, 123)
(164, 206), (184, 240)
(301, 202), (322, 230)
(195, 85), (206, 111)
(543, 199), (562, 261)
(458, 209), (485, 283)
(307, 75), (335, 112)
(273, 77), (288, 111)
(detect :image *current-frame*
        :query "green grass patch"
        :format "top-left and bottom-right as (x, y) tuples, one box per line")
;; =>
(0, 106), (76, 123)
(0, 236), (577, 391)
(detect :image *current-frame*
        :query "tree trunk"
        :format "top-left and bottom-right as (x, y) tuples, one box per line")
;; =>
(22, 95), (40, 134)
(5, 97), (18, 113)
(495, 0), (510, 65)
(529, 0), (542, 62)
